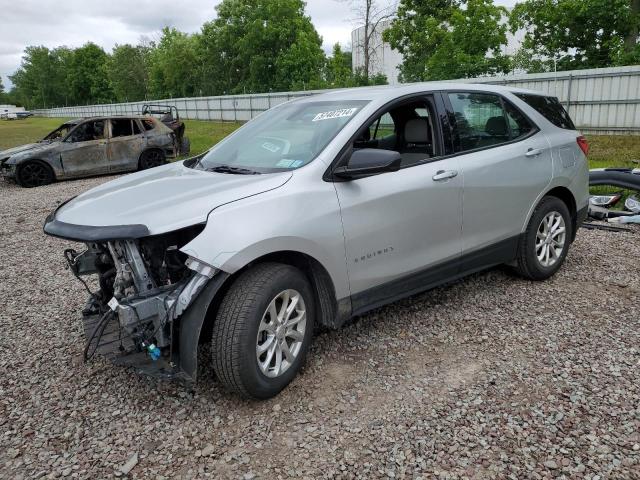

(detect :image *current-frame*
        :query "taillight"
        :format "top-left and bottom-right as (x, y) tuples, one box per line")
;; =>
(577, 136), (589, 156)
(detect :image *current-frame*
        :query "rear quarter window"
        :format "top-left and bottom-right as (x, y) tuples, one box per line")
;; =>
(514, 93), (575, 130)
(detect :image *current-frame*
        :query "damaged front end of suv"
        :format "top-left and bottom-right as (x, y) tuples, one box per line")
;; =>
(45, 217), (228, 384)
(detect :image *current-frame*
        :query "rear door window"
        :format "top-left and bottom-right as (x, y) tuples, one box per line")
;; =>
(447, 92), (536, 152)
(514, 93), (575, 130)
(447, 92), (509, 151)
(111, 119), (134, 138)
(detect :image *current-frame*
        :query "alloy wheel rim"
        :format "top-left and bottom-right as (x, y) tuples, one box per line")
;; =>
(536, 211), (566, 267)
(22, 164), (49, 187)
(256, 289), (306, 378)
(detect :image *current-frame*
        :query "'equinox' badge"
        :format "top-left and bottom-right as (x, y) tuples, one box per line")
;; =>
(354, 246), (394, 263)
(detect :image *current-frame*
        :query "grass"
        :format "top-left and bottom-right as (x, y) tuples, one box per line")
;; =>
(182, 119), (241, 157)
(0, 117), (72, 150)
(585, 135), (640, 204)
(585, 135), (640, 169)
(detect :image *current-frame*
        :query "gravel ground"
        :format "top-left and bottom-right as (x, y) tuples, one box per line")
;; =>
(1, 176), (639, 480)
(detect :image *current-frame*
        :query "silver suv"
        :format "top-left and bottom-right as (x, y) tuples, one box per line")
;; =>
(44, 83), (589, 399)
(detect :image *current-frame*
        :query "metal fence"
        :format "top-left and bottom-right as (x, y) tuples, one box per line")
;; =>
(33, 65), (640, 135)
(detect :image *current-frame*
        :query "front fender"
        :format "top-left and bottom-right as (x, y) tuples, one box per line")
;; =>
(179, 177), (351, 300)
(178, 271), (229, 383)
(10, 153), (63, 178)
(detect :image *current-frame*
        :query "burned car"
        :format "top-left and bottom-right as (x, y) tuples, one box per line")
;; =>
(141, 104), (190, 155)
(1, 116), (178, 187)
(44, 83), (587, 400)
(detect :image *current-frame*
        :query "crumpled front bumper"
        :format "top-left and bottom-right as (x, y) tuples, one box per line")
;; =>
(81, 270), (230, 385)
(1, 161), (16, 180)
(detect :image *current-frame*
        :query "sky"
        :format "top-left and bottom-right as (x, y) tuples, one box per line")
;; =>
(0, 0), (518, 90)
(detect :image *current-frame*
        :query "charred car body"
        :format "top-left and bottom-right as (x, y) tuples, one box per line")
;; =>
(44, 83), (588, 399)
(141, 104), (190, 155)
(1, 116), (178, 187)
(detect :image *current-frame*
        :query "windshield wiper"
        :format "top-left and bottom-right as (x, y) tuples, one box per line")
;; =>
(206, 165), (261, 175)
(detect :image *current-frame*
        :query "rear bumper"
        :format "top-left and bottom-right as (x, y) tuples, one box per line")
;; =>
(574, 205), (588, 240)
(576, 205), (588, 226)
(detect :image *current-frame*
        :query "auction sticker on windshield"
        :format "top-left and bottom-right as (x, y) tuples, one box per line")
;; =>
(312, 108), (358, 122)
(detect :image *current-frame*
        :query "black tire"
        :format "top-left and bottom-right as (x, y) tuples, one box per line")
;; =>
(179, 137), (191, 155)
(514, 196), (573, 280)
(138, 149), (166, 170)
(16, 161), (54, 188)
(212, 263), (315, 399)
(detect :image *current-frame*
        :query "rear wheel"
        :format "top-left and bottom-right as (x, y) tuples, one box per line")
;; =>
(212, 263), (314, 399)
(16, 161), (54, 188)
(138, 149), (166, 170)
(514, 196), (572, 280)
(180, 137), (191, 155)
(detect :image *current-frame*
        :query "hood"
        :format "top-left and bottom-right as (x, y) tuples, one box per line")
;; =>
(51, 161), (292, 235)
(1, 142), (53, 160)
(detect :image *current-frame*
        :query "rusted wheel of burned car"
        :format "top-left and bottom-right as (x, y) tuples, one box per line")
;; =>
(16, 161), (54, 188)
(138, 149), (166, 170)
(180, 137), (191, 155)
(212, 263), (315, 399)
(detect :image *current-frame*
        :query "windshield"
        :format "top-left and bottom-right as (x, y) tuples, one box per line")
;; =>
(43, 123), (76, 141)
(194, 100), (368, 173)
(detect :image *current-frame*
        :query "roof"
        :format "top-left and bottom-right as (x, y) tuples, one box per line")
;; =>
(63, 115), (150, 124)
(296, 82), (543, 103)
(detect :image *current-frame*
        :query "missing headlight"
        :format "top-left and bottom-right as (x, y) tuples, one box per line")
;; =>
(64, 224), (209, 363)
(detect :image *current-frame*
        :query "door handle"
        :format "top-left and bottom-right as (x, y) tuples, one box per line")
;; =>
(432, 170), (458, 181)
(525, 148), (543, 157)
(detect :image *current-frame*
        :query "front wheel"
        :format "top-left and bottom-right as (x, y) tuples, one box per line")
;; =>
(514, 196), (572, 280)
(138, 149), (166, 170)
(212, 263), (314, 399)
(16, 161), (54, 188)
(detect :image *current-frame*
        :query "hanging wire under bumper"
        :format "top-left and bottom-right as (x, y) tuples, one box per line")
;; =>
(81, 309), (189, 381)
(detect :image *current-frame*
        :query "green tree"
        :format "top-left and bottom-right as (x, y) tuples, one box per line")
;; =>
(322, 43), (388, 88)
(108, 44), (150, 102)
(325, 43), (354, 87)
(148, 28), (200, 98)
(510, 0), (640, 70)
(8, 46), (72, 108)
(383, 0), (510, 81)
(67, 43), (114, 104)
(199, 0), (326, 94)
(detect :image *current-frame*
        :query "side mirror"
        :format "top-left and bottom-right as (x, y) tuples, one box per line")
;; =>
(333, 148), (401, 180)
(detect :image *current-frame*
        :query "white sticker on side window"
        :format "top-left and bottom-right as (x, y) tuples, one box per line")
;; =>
(312, 108), (358, 122)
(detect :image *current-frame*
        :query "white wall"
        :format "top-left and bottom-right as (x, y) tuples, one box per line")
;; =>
(351, 19), (402, 85)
